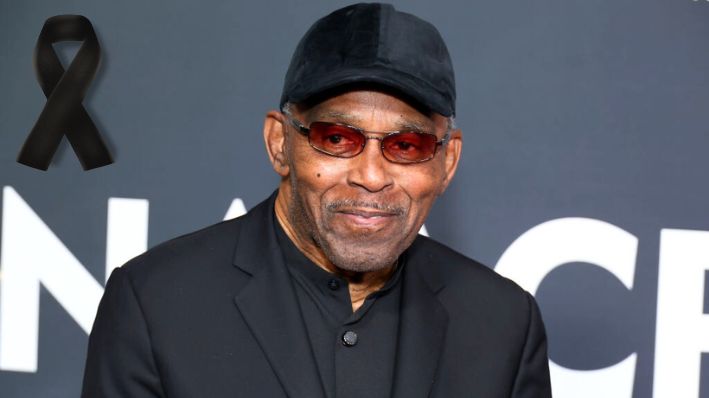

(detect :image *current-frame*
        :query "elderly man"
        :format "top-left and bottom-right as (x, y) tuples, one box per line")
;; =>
(81, 3), (551, 398)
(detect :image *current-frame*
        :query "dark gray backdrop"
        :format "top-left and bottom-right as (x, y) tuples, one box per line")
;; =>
(1, 0), (708, 397)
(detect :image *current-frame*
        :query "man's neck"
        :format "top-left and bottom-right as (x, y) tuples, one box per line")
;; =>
(274, 192), (396, 312)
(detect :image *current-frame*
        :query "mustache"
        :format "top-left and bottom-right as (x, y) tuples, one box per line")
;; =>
(325, 199), (405, 216)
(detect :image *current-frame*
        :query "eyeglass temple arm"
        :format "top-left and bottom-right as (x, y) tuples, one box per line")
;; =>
(282, 112), (310, 135)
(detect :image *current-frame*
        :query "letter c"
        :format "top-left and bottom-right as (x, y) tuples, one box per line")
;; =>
(495, 217), (638, 398)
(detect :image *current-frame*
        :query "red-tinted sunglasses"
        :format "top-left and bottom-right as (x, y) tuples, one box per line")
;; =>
(285, 116), (450, 164)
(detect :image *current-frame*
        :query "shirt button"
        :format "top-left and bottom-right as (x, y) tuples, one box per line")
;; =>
(327, 279), (340, 290)
(342, 330), (358, 347)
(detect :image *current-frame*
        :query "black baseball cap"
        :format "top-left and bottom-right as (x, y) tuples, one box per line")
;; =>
(280, 3), (456, 117)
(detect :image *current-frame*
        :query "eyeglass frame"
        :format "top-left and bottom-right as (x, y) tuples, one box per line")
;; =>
(280, 110), (451, 164)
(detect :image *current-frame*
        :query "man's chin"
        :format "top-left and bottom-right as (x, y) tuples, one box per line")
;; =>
(319, 236), (404, 272)
(330, 254), (398, 273)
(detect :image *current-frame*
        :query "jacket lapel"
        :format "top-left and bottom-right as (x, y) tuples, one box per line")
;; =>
(231, 193), (326, 398)
(391, 238), (449, 398)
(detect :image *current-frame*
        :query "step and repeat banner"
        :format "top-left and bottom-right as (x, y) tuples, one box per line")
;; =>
(1, 0), (708, 397)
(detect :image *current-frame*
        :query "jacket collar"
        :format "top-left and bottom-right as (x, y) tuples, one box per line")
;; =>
(232, 191), (449, 398)
(232, 191), (326, 398)
(391, 237), (449, 398)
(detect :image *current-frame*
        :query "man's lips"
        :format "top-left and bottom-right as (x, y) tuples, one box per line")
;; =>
(334, 208), (398, 228)
(339, 208), (397, 217)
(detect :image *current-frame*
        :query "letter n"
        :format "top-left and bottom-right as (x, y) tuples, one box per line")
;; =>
(1, 186), (106, 372)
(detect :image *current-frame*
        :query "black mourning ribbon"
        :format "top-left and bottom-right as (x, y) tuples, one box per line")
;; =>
(17, 15), (113, 171)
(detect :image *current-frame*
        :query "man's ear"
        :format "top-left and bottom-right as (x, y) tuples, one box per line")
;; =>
(439, 128), (463, 195)
(263, 110), (289, 177)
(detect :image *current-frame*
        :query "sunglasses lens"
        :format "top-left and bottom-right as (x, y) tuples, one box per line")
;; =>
(382, 132), (438, 163)
(308, 122), (365, 157)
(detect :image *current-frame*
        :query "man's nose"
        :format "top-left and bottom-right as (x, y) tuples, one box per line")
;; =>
(346, 137), (394, 193)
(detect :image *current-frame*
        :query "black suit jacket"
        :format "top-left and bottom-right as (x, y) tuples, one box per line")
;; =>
(81, 193), (552, 398)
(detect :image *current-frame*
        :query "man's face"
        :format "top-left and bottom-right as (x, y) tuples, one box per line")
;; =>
(266, 89), (462, 273)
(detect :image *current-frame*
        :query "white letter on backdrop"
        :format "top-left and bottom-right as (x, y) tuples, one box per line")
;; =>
(105, 197), (149, 281)
(653, 229), (709, 398)
(0, 186), (103, 372)
(495, 217), (638, 398)
(0, 187), (149, 372)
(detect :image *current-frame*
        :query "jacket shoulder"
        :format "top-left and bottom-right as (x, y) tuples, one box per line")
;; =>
(409, 235), (531, 304)
(117, 216), (245, 290)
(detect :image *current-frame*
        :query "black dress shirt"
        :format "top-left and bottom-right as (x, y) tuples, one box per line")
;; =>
(273, 215), (404, 398)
